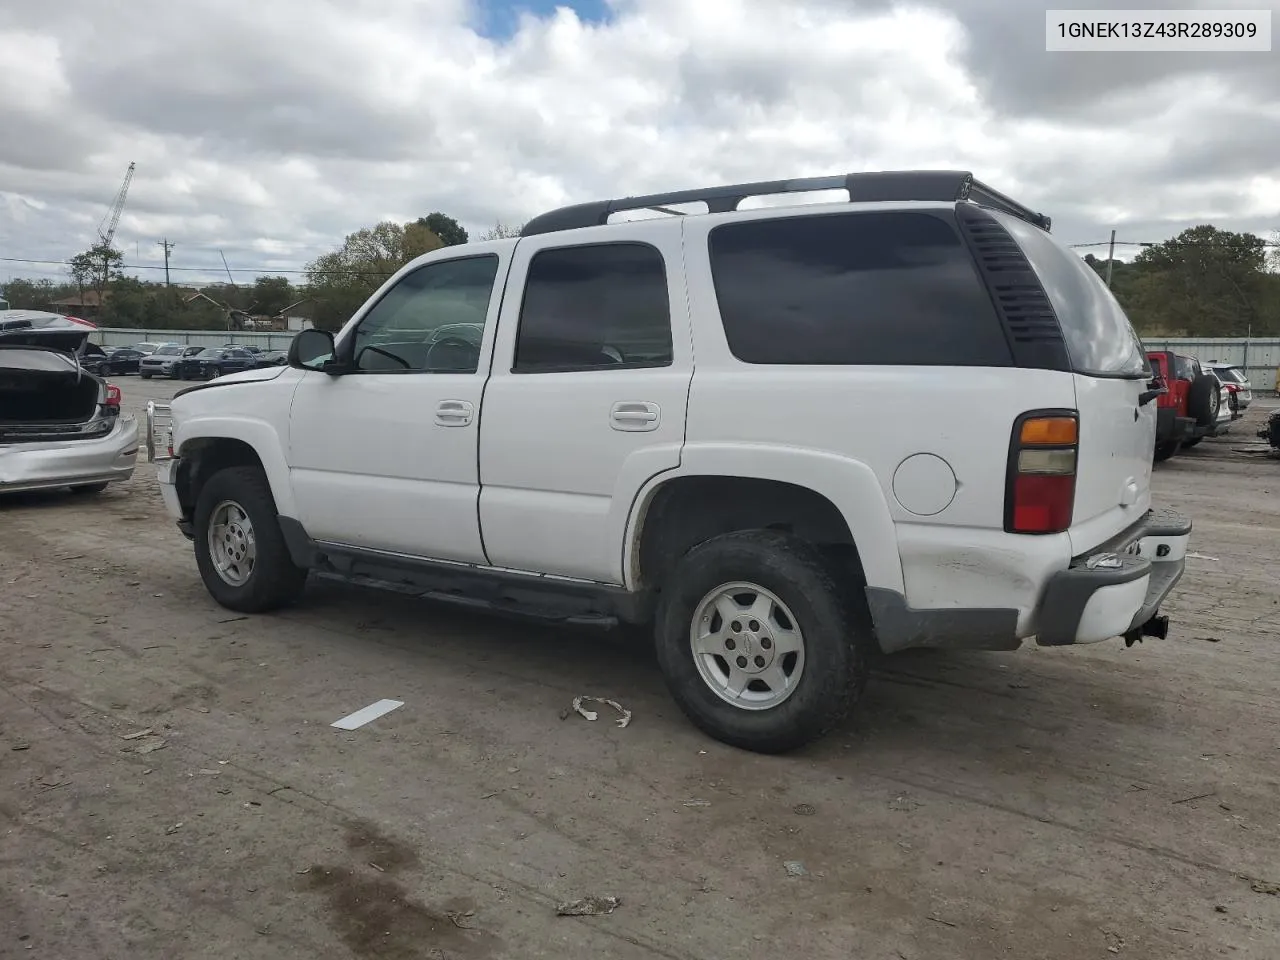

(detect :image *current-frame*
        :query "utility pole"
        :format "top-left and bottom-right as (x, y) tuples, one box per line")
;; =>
(157, 239), (175, 287)
(1105, 229), (1116, 287)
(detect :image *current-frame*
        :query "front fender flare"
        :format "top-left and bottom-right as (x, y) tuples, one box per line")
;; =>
(173, 417), (296, 517)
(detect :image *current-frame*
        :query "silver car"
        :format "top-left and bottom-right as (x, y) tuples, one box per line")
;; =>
(1208, 363), (1252, 415)
(140, 342), (201, 379)
(0, 317), (138, 495)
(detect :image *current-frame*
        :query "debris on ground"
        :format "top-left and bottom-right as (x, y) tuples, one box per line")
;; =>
(1198, 637), (1223, 643)
(120, 729), (154, 740)
(889, 795), (921, 812)
(1249, 879), (1280, 895)
(447, 909), (476, 928)
(556, 896), (620, 916)
(792, 803), (816, 816)
(1186, 553), (1219, 562)
(570, 697), (632, 728)
(784, 861), (808, 877)
(165, 822), (184, 835)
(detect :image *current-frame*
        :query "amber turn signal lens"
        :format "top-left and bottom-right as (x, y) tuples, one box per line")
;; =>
(1019, 417), (1077, 446)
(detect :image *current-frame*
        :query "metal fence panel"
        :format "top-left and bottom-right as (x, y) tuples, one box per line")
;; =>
(90, 328), (297, 351)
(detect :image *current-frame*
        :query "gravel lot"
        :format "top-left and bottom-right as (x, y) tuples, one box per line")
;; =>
(3, 376), (1280, 960)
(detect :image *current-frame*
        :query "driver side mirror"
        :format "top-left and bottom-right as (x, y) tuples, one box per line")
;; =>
(288, 328), (342, 373)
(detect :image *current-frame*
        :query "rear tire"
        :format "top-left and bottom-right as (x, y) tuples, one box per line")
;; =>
(1183, 437), (1202, 448)
(1154, 441), (1180, 462)
(654, 530), (868, 754)
(100, 363), (112, 376)
(70, 482), (110, 495)
(193, 466), (307, 613)
(140, 372), (152, 379)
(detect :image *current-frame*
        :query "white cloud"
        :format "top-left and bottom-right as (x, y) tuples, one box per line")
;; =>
(1, 0), (1277, 287)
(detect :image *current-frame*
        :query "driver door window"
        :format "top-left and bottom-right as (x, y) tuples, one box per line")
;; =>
(349, 255), (499, 373)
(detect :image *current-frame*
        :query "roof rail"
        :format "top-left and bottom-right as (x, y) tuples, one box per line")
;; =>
(519, 170), (1052, 237)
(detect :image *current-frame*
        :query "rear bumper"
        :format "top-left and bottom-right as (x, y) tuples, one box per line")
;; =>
(866, 508), (1192, 653)
(1035, 508), (1191, 646)
(1156, 407), (1192, 443)
(0, 416), (139, 494)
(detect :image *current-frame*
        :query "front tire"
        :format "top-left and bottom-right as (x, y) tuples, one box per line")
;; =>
(140, 372), (152, 379)
(654, 530), (868, 754)
(193, 466), (307, 612)
(1154, 440), (1180, 462)
(100, 363), (113, 376)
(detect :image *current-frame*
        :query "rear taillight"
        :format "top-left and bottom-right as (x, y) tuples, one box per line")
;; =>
(1006, 412), (1077, 535)
(105, 383), (122, 412)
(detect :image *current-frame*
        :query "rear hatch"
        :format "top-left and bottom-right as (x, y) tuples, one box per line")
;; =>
(995, 214), (1156, 554)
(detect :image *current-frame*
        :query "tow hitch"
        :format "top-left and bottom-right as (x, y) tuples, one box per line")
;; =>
(1124, 613), (1170, 647)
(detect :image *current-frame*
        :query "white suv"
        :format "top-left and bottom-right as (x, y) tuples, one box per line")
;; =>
(147, 170), (1191, 753)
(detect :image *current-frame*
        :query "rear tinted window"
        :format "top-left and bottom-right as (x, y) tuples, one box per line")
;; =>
(996, 214), (1148, 378)
(707, 211), (1012, 366)
(1214, 366), (1245, 384)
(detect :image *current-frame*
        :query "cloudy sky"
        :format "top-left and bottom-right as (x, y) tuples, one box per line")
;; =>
(2, 0), (1277, 288)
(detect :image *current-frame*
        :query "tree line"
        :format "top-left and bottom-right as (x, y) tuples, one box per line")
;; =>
(4, 216), (1275, 337)
(1, 213), (522, 331)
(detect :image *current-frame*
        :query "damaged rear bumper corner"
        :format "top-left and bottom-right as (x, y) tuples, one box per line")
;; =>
(0, 416), (139, 494)
(1035, 509), (1191, 646)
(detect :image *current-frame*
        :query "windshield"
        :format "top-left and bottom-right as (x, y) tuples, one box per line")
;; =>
(196, 348), (225, 358)
(155, 345), (183, 356)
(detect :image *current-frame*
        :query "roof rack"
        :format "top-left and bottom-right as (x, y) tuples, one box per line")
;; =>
(519, 170), (1052, 237)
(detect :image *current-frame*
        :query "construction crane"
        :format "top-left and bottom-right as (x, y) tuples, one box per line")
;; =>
(98, 162), (136, 249)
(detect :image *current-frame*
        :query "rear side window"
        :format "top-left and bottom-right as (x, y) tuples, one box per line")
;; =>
(514, 242), (673, 373)
(707, 211), (1012, 366)
(996, 214), (1149, 378)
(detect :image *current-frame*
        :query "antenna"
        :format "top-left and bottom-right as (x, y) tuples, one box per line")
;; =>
(219, 250), (235, 285)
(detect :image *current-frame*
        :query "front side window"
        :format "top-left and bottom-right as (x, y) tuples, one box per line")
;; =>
(350, 255), (499, 373)
(708, 211), (1012, 366)
(513, 242), (672, 373)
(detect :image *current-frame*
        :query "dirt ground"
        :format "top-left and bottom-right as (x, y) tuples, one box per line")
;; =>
(3, 377), (1279, 960)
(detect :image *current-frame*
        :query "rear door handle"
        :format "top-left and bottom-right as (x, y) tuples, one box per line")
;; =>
(435, 399), (473, 427)
(610, 401), (660, 432)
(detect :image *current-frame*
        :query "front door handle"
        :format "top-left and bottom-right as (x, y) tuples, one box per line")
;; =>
(435, 399), (473, 427)
(611, 401), (660, 432)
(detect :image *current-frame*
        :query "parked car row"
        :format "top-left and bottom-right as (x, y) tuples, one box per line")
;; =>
(75, 340), (288, 380)
(1146, 350), (1244, 463)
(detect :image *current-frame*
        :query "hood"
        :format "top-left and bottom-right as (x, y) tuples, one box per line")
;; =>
(0, 313), (93, 354)
(173, 363), (289, 398)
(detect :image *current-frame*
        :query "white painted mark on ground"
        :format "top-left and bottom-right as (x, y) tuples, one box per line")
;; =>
(331, 699), (404, 730)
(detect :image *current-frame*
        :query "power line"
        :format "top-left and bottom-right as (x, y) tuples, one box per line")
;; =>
(0, 256), (394, 279)
(1071, 240), (1280, 248)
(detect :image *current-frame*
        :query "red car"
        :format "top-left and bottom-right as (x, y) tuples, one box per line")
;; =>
(1146, 351), (1222, 461)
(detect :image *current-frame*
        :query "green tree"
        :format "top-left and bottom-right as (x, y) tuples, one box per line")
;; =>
(1126, 225), (1269, 336)
(305, 220), (444, 329)
(417, 212), (467, 246)
(478, 221), (525, 240)
(249, 275), (295, 315)
(0, 278), (65, 310)
(99, 276), (151, 327)
(68, 242), (124, 306)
